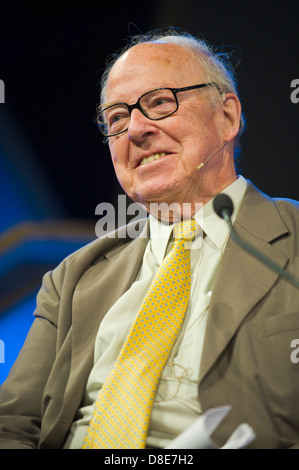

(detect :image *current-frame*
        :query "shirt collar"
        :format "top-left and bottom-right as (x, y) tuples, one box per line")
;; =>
(196, 175), (247, 249)
(148, 175), (247, 262)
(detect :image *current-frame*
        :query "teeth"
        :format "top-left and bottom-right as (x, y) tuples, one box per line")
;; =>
(140, 152), (166, 165)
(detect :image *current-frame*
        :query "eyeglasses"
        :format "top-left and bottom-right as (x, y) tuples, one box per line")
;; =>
(95, 82), (221, 137)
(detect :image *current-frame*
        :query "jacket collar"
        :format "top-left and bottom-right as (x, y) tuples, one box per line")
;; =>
(199, 181), (289, 383)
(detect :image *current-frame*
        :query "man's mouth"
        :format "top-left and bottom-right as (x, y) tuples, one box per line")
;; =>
(139, 152), (166, 166)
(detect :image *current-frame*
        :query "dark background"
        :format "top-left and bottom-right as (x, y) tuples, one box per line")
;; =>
(1, 0), (298, 224)
(0, 0), (298, 382)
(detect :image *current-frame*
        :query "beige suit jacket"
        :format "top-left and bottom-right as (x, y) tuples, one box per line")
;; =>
(0, 181), (299, 449)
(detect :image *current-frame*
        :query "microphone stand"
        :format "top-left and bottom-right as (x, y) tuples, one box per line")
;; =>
(219, 206), (299, 290)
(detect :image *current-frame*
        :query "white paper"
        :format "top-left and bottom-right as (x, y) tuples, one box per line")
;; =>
(165, 406), (256, 449)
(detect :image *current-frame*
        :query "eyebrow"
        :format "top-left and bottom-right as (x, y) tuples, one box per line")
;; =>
(96, 101), (128, 112)
(97, 84), (177, 112)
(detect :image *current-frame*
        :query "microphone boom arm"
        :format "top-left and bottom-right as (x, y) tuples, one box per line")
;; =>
(221, 209), (299, 290)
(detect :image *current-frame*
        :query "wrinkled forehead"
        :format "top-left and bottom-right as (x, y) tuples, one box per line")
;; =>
(105, 42), (206, 100)
(115, 41), (191, 67)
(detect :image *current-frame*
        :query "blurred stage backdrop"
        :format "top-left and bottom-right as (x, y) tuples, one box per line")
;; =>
(0, 0), (298, 383)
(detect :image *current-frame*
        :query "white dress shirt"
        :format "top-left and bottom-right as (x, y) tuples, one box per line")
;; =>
(63, 176), (247, 449)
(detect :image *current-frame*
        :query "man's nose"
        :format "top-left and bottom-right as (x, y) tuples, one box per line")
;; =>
(127, 108), (157, 142)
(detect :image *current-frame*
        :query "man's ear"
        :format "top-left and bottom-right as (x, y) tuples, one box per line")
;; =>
(221, 93), (242, 142)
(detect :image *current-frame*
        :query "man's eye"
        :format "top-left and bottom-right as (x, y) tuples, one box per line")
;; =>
(153, 97), (174, 107)
(108, 112), (127, 127)
(156, 98), (170, 105)
(111, 114), (123, 123)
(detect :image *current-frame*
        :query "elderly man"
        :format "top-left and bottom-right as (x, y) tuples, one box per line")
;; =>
(0, 29), (299, 449)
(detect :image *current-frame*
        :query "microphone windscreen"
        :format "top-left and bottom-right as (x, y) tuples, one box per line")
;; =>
(213, 194), (234, 218)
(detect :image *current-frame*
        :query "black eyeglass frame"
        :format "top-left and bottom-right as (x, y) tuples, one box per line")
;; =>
(94, 82), (221, 137)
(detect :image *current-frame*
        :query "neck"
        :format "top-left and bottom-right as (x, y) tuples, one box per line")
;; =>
(147, 201), (203, 224)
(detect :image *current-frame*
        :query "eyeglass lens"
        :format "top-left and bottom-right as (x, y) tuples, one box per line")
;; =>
(97, 88), (178, 136)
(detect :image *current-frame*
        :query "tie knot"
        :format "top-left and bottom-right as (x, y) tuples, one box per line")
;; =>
(173, 218), (200, 243)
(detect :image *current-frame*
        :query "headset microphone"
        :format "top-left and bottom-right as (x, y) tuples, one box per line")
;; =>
(197, 141), (226, 170)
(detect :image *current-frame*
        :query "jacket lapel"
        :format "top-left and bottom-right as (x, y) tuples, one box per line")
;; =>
(199, 182), (290, 383)
(42, 220), (149, 447)
(70, 221), (149, 372)
(67, 220), (149, 402)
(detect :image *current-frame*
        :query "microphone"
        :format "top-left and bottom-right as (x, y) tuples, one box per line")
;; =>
(197, 141), (226, 170)
(213, 193), (234, 219)
(213, 193), (299, 289)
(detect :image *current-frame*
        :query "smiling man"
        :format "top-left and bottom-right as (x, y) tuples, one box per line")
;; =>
(1, 29), (299, 449)
(103, 40), (241, 220)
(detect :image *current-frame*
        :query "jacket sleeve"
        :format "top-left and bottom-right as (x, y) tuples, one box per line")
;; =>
(0, 270), (59, 449)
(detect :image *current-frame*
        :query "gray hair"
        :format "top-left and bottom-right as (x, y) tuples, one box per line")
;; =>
(99, 28), (245, 156)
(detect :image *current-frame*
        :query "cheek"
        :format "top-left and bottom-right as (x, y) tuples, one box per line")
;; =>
(108, 141), (115, 160)
(108, 141), (135, 188)
(190, 106), (214, 131)
(109, 139), (126, 165)
(174, 113), (210, 150)
(175, 105), (211, 138)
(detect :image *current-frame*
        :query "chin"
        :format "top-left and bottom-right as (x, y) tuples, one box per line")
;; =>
(136, 174), (184, 200)
(135, 185), (177, 206)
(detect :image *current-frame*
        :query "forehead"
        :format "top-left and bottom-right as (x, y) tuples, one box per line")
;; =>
(105, 42), (206, 102)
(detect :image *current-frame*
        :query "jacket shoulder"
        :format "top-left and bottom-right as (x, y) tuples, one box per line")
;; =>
(63, 217), (148, 266)
(272, 196), (299, 232)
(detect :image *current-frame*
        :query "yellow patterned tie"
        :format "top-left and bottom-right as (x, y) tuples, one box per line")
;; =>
(82, 218), (199, 449)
